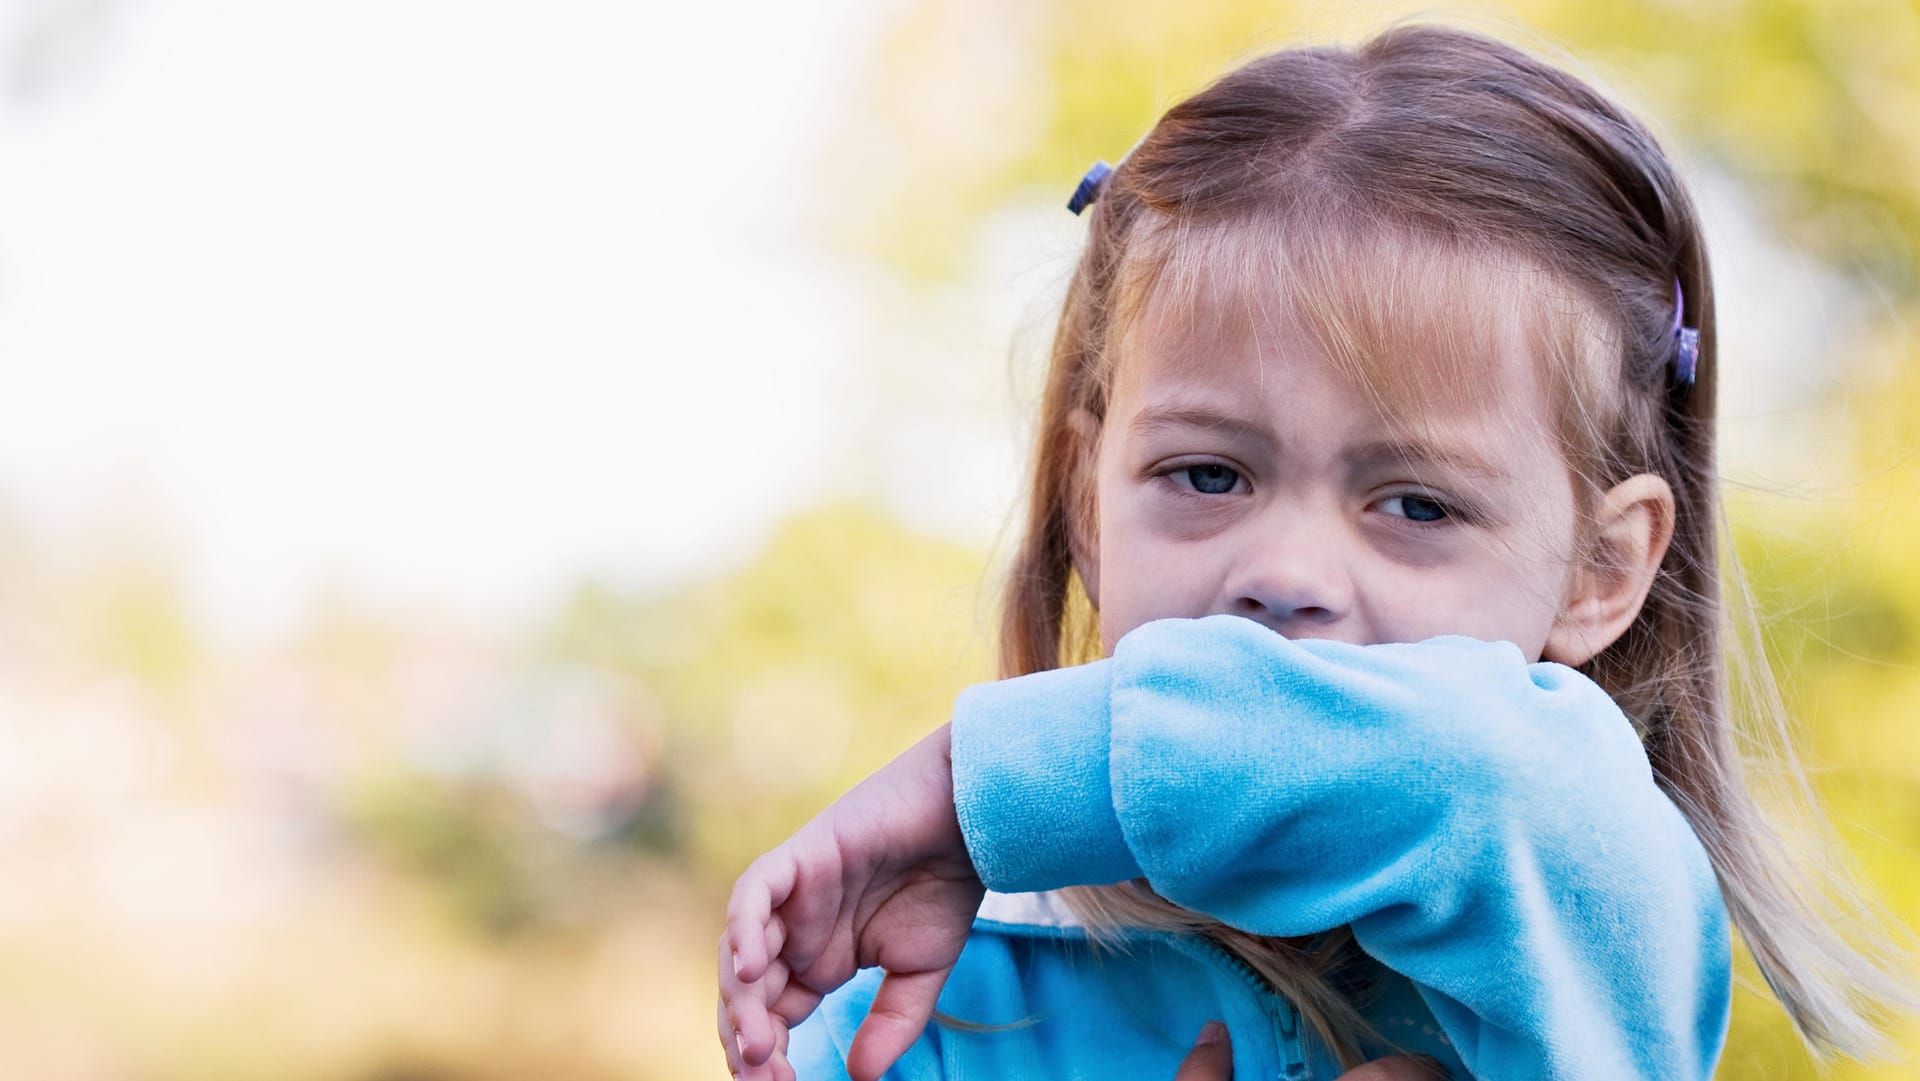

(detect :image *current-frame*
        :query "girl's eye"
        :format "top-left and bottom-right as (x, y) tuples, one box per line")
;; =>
(1380, 494), (1451, 523)
(1173, 464), (1243, 495)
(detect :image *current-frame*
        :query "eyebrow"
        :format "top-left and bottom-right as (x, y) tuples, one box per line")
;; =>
(1127, 405), (1510, 481)
(1125, 405), (1276, 449)
(1349, 439), (1509, 481)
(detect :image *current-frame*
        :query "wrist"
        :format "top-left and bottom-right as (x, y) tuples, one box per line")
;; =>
(950, 661), (1141, 892)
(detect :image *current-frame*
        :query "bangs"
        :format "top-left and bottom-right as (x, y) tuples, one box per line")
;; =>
(1110, 208), (1621, 459)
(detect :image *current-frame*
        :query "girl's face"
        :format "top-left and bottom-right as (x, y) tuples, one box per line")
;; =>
(1086, 272), (1587, 661)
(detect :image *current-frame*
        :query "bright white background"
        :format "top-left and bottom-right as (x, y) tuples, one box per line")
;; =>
(0, 0), (1855, 653)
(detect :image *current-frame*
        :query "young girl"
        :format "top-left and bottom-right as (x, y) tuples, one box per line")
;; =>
(716, 24), (1913, 1081)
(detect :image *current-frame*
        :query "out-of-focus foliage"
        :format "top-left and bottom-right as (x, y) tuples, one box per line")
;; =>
(0, 505), (993, 1081)
(822, 0), (1920, 295)
(538, 504), (996, 884)
(1714, 351), (1920, 1077)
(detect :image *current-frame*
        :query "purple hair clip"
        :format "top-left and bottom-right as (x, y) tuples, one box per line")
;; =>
(1671, 277), (1699, 386)
(1067, 160), (1113, 216)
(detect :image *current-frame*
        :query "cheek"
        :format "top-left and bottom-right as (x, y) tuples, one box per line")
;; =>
(1357, 497), (1576, 653)
(1450, 513), (1578, 654)
(1092, 502), (1152, 645)
(1368, 560), (1563, 655)
(1093, 492), (1216, 649)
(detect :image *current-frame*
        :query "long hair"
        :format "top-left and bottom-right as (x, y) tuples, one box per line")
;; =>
(999, 22), (1915, 1070)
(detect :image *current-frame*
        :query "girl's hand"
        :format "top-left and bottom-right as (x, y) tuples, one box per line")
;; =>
(1174, 1022), (1233, 1080)
(719, 724), (985, 1081)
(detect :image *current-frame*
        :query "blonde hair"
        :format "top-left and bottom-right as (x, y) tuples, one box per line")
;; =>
(999, 23), (1917, 1071)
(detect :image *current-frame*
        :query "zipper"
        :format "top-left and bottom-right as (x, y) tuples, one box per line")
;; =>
(1273, 994), (1309, 1081)
(1195, 937), (1312, 1081)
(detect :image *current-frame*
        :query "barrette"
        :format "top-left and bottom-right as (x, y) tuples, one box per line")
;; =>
(1067, 161), (1113, 216)
(1671, 277), (1699, 386)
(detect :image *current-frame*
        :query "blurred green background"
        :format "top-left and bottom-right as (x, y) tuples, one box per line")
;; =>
(0, 1), (1915, 1078)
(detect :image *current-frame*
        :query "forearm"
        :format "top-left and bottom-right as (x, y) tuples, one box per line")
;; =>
(950, 615), (1732, 1081)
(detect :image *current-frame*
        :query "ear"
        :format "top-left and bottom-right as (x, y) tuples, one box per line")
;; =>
(1544, 473), (1676, 667)
(1064, 407), (1103, 610)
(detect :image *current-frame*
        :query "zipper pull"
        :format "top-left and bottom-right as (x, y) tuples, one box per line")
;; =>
(1274, 998), (1309, 1081)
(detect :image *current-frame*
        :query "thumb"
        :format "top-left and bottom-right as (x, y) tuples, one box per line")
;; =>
(1174, 1021), (1233, 1081)
(845, 968), (951, 1081)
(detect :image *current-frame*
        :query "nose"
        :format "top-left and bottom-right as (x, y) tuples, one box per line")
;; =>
(1225, 515), (1354, 635)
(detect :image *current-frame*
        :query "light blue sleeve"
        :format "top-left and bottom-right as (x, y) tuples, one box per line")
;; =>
(949, 614), (1732, 1081)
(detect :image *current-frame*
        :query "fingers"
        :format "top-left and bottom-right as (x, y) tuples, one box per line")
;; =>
(749, 1015), (796, 1081)
(1174, 1021), (1233, 1081)
(718, 930), (753, 1062)
(725, 974), (822, 1079)
(771, 1018), (793, 1080)
(844, 968), (950, 1081)
(763, 911), (787, 961)
(721, 1021), (794, 1081)
(718, 988), (794, 1081)
(727, 849), (799, 983)
(736, 961), (793, 1066)
(719, 921), (792, 1070)
(720, 852), (793, 1069)
(718, 993), (754, 1078)
(768, 976), (824, 1034)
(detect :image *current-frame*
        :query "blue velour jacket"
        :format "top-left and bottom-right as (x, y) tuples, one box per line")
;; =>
(788, 615), (1732, 1080)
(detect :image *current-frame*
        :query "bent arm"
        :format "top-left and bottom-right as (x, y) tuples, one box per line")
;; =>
(950, 614), (1732, 1081)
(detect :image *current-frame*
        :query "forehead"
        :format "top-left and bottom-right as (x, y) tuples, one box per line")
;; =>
(1110, 219), (1601, 444)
